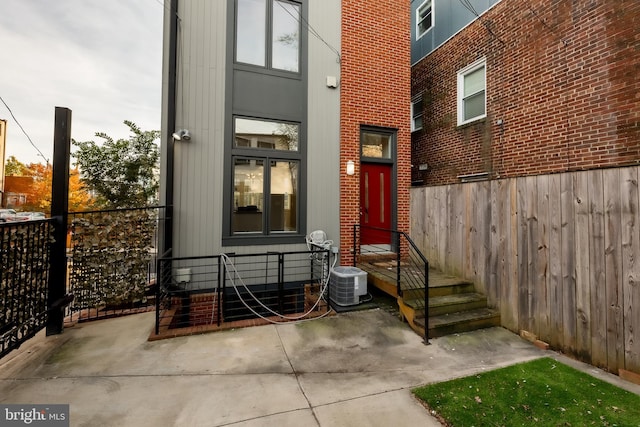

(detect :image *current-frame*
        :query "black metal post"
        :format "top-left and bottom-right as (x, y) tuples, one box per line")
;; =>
(278, 253), (284, 314)
(352, 225), (357, 267)
(217, 256), (223, 326)
(46, 107), (71, 336)
(424, 260), (430, 345)
(396, 232), (402, 297)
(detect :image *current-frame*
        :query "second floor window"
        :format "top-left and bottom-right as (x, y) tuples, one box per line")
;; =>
(416, 0), (433, 39)
(457, 59), (486, 125)
(236, 0), (300, 73)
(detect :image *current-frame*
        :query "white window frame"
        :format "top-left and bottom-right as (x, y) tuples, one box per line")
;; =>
(416, 0), (434, 40)
(457, 58), (487, 126)
(411, 97), (423, 132)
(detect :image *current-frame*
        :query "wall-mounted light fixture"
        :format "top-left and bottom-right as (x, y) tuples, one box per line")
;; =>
(172, 129), (191, 141)
(346, 160), (355, 176)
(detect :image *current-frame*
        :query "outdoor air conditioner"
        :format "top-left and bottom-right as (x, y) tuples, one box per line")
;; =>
(329, 266), (368, 307)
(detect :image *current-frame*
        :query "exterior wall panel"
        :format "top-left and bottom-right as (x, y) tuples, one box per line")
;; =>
(306, 0), (341, 246)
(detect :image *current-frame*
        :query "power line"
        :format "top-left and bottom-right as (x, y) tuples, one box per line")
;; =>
(275, 0), (342, 64)
(457, 0), (505, 45)
(0, 95), (49, 164)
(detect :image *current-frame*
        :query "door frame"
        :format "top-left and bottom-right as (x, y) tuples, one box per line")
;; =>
(359, 126), (398, 248)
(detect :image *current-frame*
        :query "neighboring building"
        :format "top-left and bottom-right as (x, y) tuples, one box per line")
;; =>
(410, 0), (640, 186)
(3, 176), (32, 209)
(0, 119), (6, 205)
(160, 0), (411, 263)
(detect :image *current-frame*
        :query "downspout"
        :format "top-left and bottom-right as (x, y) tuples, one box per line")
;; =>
(163, 0), (178, 255)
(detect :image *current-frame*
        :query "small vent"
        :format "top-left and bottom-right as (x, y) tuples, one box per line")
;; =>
(329, 267), (368, 307)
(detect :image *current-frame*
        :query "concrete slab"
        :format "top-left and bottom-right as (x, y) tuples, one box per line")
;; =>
(3, 308), (634, 426)
(314, 389), (442, 427)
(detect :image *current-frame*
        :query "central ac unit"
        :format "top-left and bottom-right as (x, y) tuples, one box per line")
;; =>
(329, 266), (368, 306)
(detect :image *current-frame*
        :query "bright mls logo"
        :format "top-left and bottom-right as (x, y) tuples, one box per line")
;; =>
(1, 405), (69, 426)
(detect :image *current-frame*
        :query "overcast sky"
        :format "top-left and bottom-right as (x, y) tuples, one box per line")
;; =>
(0, 0), (164, 165)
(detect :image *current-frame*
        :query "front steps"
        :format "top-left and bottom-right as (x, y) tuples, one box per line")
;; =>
(358, 258), (500, 339)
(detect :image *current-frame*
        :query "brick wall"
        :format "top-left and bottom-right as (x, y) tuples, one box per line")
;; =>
(411, 0), (640, 186)
(340, 0), (411, 264)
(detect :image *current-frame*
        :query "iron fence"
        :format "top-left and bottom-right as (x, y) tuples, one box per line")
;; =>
(156, 249), (331, 335)
(0, 219), (54, 358)
(66, 206), (167, 322)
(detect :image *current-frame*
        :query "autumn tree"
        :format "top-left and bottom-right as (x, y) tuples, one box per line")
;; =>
(5, 155), (27, 176)
(73, 121), (160, 208)
(19, 163), (95, 214)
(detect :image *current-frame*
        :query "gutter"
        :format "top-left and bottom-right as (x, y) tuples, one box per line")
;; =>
(163, 0), (178, 254)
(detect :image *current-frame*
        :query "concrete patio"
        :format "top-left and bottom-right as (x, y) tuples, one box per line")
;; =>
(2, 309), (637, 426)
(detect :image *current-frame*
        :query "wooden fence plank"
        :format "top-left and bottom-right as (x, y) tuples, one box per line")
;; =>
(488, 180), (500, 306)
(437, 186), (447, 271)
(574, 171), (592, 363)
(603, 168), (624, 374)
(517, 177), (534, 333)
(536, 175), (550, 341)
(508, 179), (519, 330)
(561, 172), (577, 353)
(549, 173), (563, 349)
(620, 167), (640, 373)
(452, 183), (464, 276)
(475, 181), (490, 294)
(589, 170), (607, 368)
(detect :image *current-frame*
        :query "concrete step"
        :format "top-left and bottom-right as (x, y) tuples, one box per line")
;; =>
(414, 307), (501, 338)
(404, 292), (489, 318)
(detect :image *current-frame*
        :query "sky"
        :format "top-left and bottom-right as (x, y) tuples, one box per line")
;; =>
(0, 0), (164, 165)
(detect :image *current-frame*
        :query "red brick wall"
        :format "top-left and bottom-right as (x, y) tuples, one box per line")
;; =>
(340, 0), (411, 264)
(411, 0), (640, 186)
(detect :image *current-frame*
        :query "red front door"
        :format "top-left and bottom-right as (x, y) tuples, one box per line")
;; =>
(360, 163), (392, 245)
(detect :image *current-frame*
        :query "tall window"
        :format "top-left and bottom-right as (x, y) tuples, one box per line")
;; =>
(232, 118), (300, 235)
(457, 59), (486, 125)
(236, 0), (300, 73)
(416, 0), (433, 39)
(411, 96), (423, 132)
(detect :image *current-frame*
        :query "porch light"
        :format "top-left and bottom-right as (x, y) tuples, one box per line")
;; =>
(346, 160), (355, 176)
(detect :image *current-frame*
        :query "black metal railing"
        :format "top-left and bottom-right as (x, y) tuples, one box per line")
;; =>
(0, 219), (55, 358)
(155, 249), (331, 335)
(353, 224), (429, 343)
(66, 206), (167, 322)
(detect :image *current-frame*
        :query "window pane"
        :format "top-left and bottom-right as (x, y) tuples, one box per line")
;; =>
(236, 0), (266, 66)
(235, 118), (299, 151)
(417, 1), (432, 36)
(361, 131), (391, 159)
(233, 159), (264, 233)
(414, 115), (423, 130)
(270, 160), (298, 232)
(463, 66), (485, 97)
(463, 90), (485, 121)
(272, 1), (300, 72)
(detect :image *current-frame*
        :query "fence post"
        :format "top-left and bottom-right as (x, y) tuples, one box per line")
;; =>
(46, 107), (72, 336)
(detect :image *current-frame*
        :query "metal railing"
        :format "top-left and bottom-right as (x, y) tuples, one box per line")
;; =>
(155, 249), (331, 335)
(0, 219), (54, 358)
(66, 206), (167, 322)
(353, 224), (429, 343)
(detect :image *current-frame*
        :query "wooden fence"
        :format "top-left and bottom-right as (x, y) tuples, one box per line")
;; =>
(410, 166), (640, 375)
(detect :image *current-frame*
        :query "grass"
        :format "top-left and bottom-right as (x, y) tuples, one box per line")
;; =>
(413, 357), (640, 427)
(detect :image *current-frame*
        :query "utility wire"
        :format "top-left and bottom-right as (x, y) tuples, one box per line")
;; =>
(457, 0), (505, 45)
(526, 0), (568, 46)
(275, 0), (341, 64)
(0, 95), (49, 164)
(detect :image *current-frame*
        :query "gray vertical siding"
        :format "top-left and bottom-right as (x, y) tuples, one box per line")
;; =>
(306, 0), (341, 247)
(411, 0), (502, 64)
(161, 0), (342, 257)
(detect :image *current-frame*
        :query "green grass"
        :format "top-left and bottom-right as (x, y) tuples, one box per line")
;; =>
(413, 357), (640, 427)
